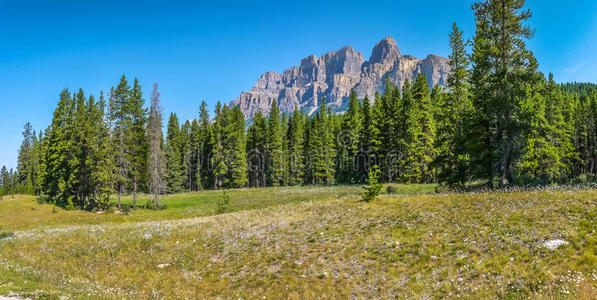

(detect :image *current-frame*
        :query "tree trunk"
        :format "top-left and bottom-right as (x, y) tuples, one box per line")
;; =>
(118, 185), (122, 211)
(133, 179), (137, 209)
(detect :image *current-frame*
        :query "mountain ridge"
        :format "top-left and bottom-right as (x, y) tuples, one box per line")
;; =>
(230, 37), (450, 117)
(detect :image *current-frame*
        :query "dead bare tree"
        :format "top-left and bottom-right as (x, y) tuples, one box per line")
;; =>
(148, 83), (166, 207)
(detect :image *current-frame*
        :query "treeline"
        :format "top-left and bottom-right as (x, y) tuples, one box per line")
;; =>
(3, 0), (597, 207)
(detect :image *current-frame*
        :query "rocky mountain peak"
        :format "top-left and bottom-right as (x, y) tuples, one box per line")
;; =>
(368, 36), (401, 65)
(230, 37), (450, 118)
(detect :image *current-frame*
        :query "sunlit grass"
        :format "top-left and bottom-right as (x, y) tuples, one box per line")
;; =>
(1, 185), (596, 298)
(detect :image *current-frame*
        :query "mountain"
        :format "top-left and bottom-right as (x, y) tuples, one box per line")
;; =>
(230, 37), (450, 117)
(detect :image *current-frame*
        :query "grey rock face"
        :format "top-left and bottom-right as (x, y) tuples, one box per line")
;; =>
(230, 37), (450, 117)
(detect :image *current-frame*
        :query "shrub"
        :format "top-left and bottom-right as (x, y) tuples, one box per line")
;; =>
(215, 192), (231, 214)
(121, 204), (132, 215)
(37, 194), (50, 204)
(386, 185), (399, 194)
(362, 166), (382, 202)
(144, 200), (167, 211)
(0, 231), (14, 240)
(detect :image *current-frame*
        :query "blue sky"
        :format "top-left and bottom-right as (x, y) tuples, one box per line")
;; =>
(1, 0), (596, 169)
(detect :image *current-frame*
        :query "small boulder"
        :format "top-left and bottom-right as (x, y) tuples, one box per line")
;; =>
(543, 239), (569, 250)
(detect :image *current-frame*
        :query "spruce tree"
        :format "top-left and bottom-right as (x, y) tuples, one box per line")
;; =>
(110, 75), (132, 209)
(225, 106), (248, 188)
(267, 102), (285, 186)
(287, 106), (305, 186)
(17, 122), (34, 187)
(309, 97), (335, 184)
(398, 79), (422, 182)
(337, 90), (362, 183)
(198, 101), (214, 189)
(436, 22), (472, 185)
(180, 120), (192, 190)
(469, 0), (539, 186)
(165, 113), (184, 193)
(43, 89), (75, 205)
(412, 73), (436, 182)
(247, 112), (268, 187)
(128, 78), (149, 207)
(357, 96), (374, 183)
(210, 102), (227, 189)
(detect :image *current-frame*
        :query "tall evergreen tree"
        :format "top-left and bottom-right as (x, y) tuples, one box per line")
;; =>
(412, 73), (436, 182)
(128, 78), (149, 207)
(43, 89), (75, 205)
(287, 107), (305, 186)
(165, 113), (184, 193)
(110, 75), (132, 209)
(398, 79), (422, 182)
(469, 0), (539, 186)
(16, 122), (37, 194)
(436, 22), (473, 185)
(267, 102), (285, 186)
(308, 97), (336, 184)
(210, 102), (227, 189)
(197, 101), (213, 189)
(337, 90), (362, 183)
(247, 112), (268, 187)
(224, 106), (248, 188)
(357, 96), (374, 183)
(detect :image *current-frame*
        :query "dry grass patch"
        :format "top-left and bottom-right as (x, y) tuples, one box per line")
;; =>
(1, 187), (596, 298)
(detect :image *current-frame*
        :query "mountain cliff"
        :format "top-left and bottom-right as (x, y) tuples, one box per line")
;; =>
(230, 37), (450, 117)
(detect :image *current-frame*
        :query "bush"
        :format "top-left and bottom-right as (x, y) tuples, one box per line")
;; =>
(0, 231), (14, 240)
(215, 192), (231, 214)
(362, 166), (382, 202)
(37, 194), (51, 204)
(386, 185), (399, 194)
(570, 174), (597, 185)
(120, 204), (132, 215)
(144, 199), (168, 211)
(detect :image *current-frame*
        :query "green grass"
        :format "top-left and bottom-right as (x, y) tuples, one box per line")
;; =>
(1, 185), (596, 298)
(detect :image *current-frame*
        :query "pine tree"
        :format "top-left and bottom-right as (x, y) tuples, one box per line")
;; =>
(310, 97), (335, 184)
(92, 91), (114, 209)
(247, 112), (268, 187)
(180, 120), (192, 190)
(17, 122), (34, 188)
(224, 106), (248, 188)
(412, 73), (436, 182)
(357, 95), (374, 183)
(128, 78), (149, 207)
(0, 166), (7, 199)
(337, 90), (362, 183)
(110, 75), (132, 209)
(165, 113), (184, 193)
(436, 22), (473, 185)
(198, 101), (213, 189)
(211, 102), (227, 189)
(374, 77), (400, 182)
(189, 119), (201, 191)
(43, 89), (75, 205)
(398, 79), (422, 182)
(71, 89), (91, 207)
(469, 0), (539, 186)
(287, 106), (305, 186)
(267, 102), (285, 186)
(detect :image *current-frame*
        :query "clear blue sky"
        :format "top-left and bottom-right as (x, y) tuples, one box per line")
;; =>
(1, 0), (596, 169)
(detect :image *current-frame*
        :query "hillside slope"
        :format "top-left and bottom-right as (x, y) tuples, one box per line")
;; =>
(1, 187), (596, 298)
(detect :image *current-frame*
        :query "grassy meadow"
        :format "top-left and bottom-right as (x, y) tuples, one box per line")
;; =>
(0, 185), (596, 298)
